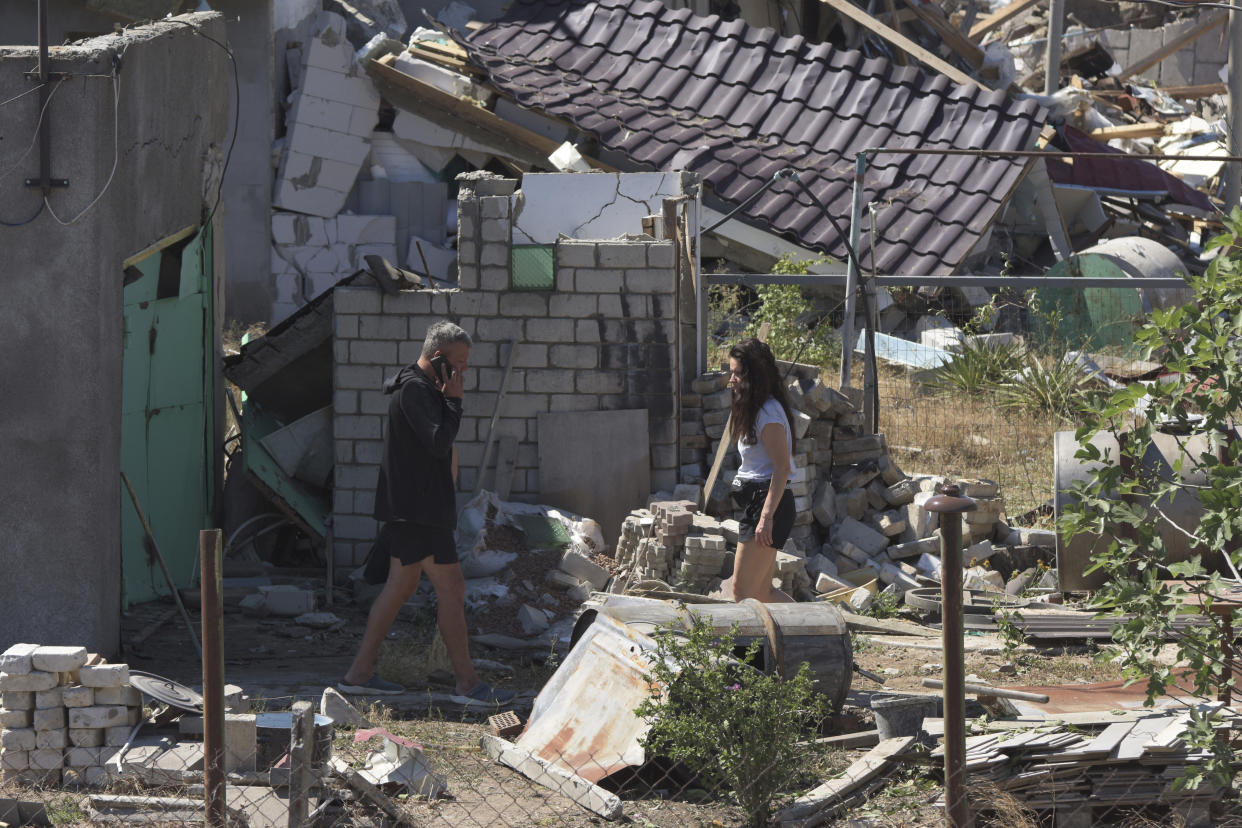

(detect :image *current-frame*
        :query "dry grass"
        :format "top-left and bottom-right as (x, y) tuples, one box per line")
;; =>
(877, 365), (1075, 521)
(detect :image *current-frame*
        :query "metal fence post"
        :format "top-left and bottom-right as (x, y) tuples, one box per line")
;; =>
(923, 485), (976, 828)
(288, 700), (315, 826)
(839, 152), (867, 390)
(201, 529), (226, 828)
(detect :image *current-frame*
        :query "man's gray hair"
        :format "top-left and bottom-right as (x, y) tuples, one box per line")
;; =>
(421, 320), (472, 358)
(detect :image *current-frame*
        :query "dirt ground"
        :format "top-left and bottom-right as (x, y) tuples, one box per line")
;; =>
(93, 584), (1188, 828)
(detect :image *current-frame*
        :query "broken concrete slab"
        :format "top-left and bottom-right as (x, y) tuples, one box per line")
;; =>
(321, 687), (371, 728)
(834, 517), (889, 558)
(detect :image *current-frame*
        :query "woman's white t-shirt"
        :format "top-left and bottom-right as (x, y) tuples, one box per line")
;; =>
(735, 398), (796, 481)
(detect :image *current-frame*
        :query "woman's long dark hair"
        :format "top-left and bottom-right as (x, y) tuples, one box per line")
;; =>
(728, 338), (796, 450)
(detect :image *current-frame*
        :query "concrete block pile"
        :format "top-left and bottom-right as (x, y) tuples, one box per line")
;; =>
(677, 368), (1056, 603)
(612, 501), (746, 594)
(0, 644), (141, 788)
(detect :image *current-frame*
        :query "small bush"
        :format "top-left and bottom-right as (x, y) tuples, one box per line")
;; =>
(993, 353), (1093, 418)
(923, 337), (1025, 395)
(635, 614), (830, 826)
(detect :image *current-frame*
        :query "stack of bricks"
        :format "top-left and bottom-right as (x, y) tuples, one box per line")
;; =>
(1, 644), (141, 788)
(678, 534), (729, 592)
(679, 365), (1047, 602)
(612, 503), (745, 595)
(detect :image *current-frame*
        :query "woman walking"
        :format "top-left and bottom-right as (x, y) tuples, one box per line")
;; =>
(719, 338), (798, 603)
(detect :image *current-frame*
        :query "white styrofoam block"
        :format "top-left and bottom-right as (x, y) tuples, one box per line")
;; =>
(282, 150), (365, 195)
(405, 235), (456, 280)
(336, 215), (397, 245)
(393, 53), (474, 98)
(289, 93), (355, 134)
(285, 124), (371, 167)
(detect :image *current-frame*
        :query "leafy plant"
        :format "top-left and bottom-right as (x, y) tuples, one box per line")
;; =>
(866, 587), (900, 619)
(741, 254), (840, 369)
(923, 336), (1025, 396)
(1059, 206), (1242, 790)
(635, 613), (830, 826)
(993, 352), (1094, 419)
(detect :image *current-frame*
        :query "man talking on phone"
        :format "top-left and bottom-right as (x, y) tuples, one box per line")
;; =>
(339, 320), (516, 707)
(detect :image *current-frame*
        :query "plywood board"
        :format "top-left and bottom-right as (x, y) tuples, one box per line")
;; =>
(537, 409), (650, 547)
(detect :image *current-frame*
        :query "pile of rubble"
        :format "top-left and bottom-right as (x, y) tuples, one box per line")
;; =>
(0, 645), (140, 788)
(604, 366), (1063, 607)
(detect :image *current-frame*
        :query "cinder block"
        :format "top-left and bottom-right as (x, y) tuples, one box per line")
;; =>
(69, 728), (104, 748)
(30, 646), (87, 672)
(0, 710), (30, 729)
(35, 728), (66, 750)
(1, 692), (34, 711)
(0, 671), (57, 692)
(648, 242), (675, 268)
(65, 747), (118, 767)
(597, 243), (648, 268)
(288, 93), (355, 133)
(1, 729), (36, 750)
(262, 586), (316, 617)
(557, 241), (596, 268)
(34, 687), (63, 708)
(92, 686), (140, 710)
(79, 664), (128, 689)
(62, 686), (94, 708)
(834, 517), (890, 557)
(559, 550), (610, 590)
(224, 714), (257, 773)
(68, 706), (130, 729)
(574, 268), (623, 292)
(29, 748), (63, 770)
(0, 644), (38, 675)
(0, 748), (28, 770)
(105, 726), (132, 747)
(32, 707), (64, 731)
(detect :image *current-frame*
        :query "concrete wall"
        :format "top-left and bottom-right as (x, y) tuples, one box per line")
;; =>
(0, 14), (229, 655)
(216, 0), (277, 324)
(330, 173), (696, 566)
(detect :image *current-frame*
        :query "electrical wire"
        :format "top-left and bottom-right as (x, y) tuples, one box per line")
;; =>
(0, 201), (43, 227)
(163, 18), (239, 231)
(0, 76), (65, 184)
(43, 71), (120, 226)
(0, 82), (45, 109)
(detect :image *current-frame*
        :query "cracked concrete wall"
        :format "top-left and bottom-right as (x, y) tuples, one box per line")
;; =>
(0, 14), (229, 655)
(329, 173), (695, 566)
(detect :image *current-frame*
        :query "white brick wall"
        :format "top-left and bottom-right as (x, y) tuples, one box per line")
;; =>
(329, 179), (684, 566)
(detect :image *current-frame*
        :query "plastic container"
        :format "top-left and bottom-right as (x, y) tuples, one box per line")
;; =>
(871, 694), (940, 740)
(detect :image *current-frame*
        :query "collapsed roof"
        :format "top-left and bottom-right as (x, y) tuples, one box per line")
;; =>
(459, 0), (1047, 275)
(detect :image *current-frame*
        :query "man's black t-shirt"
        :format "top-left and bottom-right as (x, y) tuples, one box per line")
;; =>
(372, 363), (462, 530)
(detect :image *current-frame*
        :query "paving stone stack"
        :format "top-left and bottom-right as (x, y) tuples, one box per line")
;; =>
(0, 644), (142, 788)
(613, 503), (745, 594)
(679, 368), (1055, 603)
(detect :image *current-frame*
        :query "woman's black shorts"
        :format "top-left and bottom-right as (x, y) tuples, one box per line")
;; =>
(363, 521), (457, 584)
(731, 478), (795, 549)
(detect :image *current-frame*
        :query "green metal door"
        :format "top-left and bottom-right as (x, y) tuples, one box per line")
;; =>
(120, 225), (215, 605)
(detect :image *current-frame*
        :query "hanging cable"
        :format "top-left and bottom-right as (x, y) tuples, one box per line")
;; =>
(0, 82), (45, 110)
(0, 201), (44, 227)
(44, 71), (120, 226)
(0, 77), (65, 184)
(162, 18), (239, 230)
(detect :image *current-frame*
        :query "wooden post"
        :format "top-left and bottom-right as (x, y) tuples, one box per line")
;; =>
(288, 700), (314, 827)
(200, 529), (226, 828)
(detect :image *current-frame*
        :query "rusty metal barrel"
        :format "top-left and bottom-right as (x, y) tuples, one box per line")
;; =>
(572, 595), (853, 712)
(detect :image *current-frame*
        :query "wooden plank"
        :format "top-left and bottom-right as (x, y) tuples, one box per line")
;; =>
(1117, 14), (1226, 82)
(774, 736), (915, 824)
(1088, 122), (1169, 141)
(481, 735), (623, 819)
(1115, 716), (1174, 761)
(901, 0), (985, 69)
(494, 435), (518, 501)
(803, 729), (881, 750)
(367, 56), (617, 172)
(817, 0), (985, 89)
(840, 610), (938, 638)
(969, 0), (1040, 39)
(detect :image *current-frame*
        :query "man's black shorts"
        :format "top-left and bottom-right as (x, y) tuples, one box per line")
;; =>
(364, 521), (458, 583)
(731, 478), (795, 550)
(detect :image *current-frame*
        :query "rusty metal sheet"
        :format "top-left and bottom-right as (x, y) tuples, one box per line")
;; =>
(515, 613), (660, 783)
(1002, 672), (1204, 716)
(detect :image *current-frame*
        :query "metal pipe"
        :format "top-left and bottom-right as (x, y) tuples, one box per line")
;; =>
(1044, 0), (1065, 96)
(839, 153), (866, 389)
(921, 678), (1050, 703)
(924, 484), (977, 828)
(705, 274), (1194, 288)
(200, 529), (226, 828)
(36, 0), (50, 196)
(1227, 8), (1242, 207)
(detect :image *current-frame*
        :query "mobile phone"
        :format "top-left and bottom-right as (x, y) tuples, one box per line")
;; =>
(430, 354), (454, 384)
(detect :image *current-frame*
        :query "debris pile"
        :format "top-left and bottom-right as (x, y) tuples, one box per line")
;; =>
(668, 368), (1059, 605)
(0, 645), (140, 788)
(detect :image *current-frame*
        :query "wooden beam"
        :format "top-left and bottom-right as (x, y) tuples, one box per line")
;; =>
(969, 0), (1039, 40)
(818, 0), (985, 89)
(367, 54), (617, 173)
(774, 736), (915, 824)
(1093, 82), (1228, 100)
(1088, 122), (1170, 141)
(1117, 13), (1226, 82)
(902, 0), (985, 69)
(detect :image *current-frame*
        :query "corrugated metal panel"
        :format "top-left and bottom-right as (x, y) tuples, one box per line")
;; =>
(462, 0), (1046, 274)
